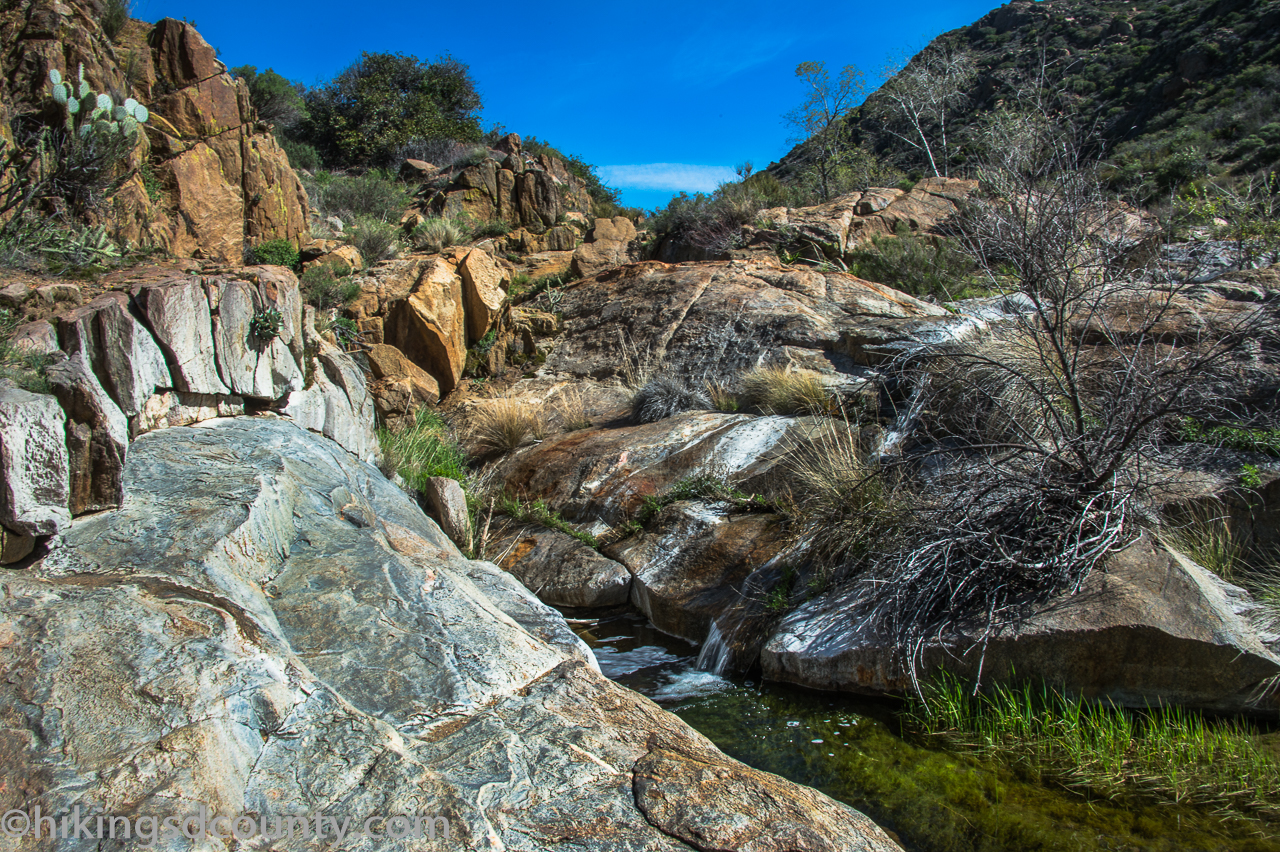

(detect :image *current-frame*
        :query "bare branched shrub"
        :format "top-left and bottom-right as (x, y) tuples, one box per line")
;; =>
(468, 397), (546, 454)
(740, 366), (832, 415)
(631, 377), (711, 424)
(824, 109), (1262, 690)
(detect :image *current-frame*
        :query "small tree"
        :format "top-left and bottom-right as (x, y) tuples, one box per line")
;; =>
(870, 46), (976, 177)
(784, 61), (866, 201)
(231, 66), (308, 129)
(297, 52), (482, 169)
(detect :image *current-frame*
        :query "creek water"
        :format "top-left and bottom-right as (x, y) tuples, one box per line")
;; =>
(567, 607), (1280, 852)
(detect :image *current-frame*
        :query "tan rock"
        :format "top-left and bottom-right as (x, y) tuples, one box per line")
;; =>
(0, 525), (34, 564)
(35, 283), (82, 306)
(151, 18), (225, 85)
(366, 344), (441, 402)
(0, 282), (30, 309)
(399, 159), (436, 181)
(571, 216), (638, 278)
(301, 244), (363, 274)
(492, 522), (631, 608)
(496, 168), (517, 223)
(164, 141), (246, 263)
(458, 249), (508, 343)
(383, 258), (467, 395)
(10, 321), (58, 355)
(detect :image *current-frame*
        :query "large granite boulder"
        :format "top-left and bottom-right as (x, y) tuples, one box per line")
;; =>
(756, 177), (979, 261)
(0, 387), (69, 559)
(0, 418), (901, 852)
(490, 522), (632, 608)
(761, 535), (1280, 715)
(571, 216), (639, 278)
(382, 257), (468, 395)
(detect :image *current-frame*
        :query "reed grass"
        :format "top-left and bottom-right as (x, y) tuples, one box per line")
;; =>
(1159, 499), (1250, 582)
(496, 493), (596, 548)
(377, 406), (468, 488)
(908, 675), (1280, 822)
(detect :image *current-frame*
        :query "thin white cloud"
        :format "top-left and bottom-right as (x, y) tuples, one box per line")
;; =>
(599, 164), (737, 193)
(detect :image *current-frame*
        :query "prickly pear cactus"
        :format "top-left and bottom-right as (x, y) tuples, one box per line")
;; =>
(48, 64), (148, 141)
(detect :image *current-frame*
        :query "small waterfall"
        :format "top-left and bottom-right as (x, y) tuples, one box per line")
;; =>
(696, 621), (732, 676)
(876, 383), (926, 458)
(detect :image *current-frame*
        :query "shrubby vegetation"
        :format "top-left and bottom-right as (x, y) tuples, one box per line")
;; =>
(846, 224), (985, 301)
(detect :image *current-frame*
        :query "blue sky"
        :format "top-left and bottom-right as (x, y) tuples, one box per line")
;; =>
(136, 0), (1004, 210)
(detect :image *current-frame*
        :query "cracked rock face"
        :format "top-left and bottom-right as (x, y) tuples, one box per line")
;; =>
(0, 418), (900, 851)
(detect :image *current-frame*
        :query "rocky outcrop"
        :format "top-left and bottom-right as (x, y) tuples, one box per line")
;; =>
(381, 257), (468, 395)
(0, 418), (901, 852)
(571, 216), (641, 278)
(458, 248), (508, 343)
(762, 535), (1280, 715)
(411, 134), (592, 239)
(0, 266), (377, 557)
(755, 177), (979, 261)
(538, 256), (953, 387)
(0, 3), (308, 261)
(0, 388), (69, 561)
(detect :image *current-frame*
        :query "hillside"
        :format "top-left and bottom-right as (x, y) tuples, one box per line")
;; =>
(769, 0), (1280, 199)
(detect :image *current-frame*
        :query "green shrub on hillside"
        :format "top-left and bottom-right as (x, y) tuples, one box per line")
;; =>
(231, 66), (308, 128)
(99, 0), (131, 41)
(343, 215), (399, 264)
(299, 263), (361, 311)
(311, 172), (411, 223)
(847, 225), (983, 300)
(249, 239), (299, 269)
(280, 138), (320, 172)
(296, 52), (483, 169)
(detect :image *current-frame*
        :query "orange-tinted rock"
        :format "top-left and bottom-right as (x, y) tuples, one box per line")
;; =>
(383, 258), (467, 395)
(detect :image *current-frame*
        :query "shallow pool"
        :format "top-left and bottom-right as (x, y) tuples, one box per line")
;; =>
(569, 607), (1280, 852)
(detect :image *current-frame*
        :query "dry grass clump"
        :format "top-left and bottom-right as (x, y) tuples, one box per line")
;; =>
(553, 387), (593, 432)
(1159, 499), (1250, 582)
(410, 216), (468, 254)
(468, 396), (547, 454)
(785, 416), (903, 584)
(705, 381), (740, 412)
(740, 366), (832, 415)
